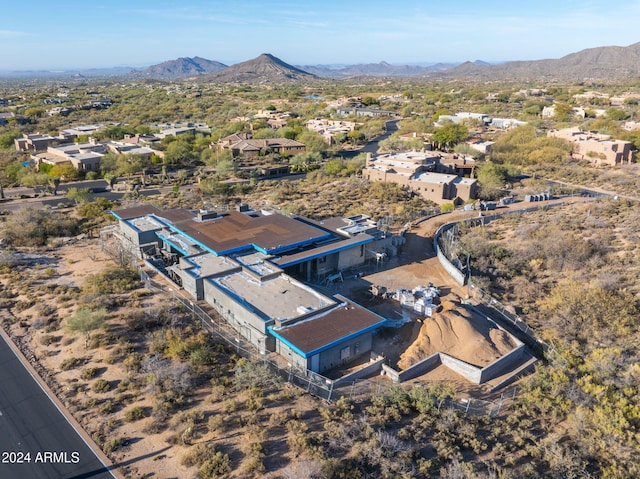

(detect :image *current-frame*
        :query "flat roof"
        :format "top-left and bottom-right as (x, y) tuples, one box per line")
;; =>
(112, 205), (162, 221)
(211, 272), (335, 322)
(269, 298), (387, 356)
(183, 253), (238, 278)
(168, 210), (332, 255)
(272, 234), (374, 268)
(129, 215), (165, 233)
(233, 251), (279, 277)
(413, 172), (458, 184)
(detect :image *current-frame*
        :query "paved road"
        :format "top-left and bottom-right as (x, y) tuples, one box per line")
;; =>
(0, 335), (116, 479)
(338, 119), (400, 158)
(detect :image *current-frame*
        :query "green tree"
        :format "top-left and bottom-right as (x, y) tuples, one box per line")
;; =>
(476, 162), (518, 199)
(606, 108), (629, 121)
(67, 187), (92, 204)
(164, 140), (195, 165)
(296, 129), (328, 154)
(432, 123), (469, 150)
(0, 129), (22, 150)
(64, 307), (106, 349)
(553, 102), (574, 122)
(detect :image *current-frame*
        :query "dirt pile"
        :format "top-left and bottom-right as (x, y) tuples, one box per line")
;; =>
(398, 300), (518, 369)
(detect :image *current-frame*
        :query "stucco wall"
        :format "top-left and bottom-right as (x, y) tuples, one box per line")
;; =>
(479, 344), (526, 383)
(337, 243), (366, 270)
(317, 331), (373, 373)
(203, 279), (272, 353)
(440, 354), (483, 384)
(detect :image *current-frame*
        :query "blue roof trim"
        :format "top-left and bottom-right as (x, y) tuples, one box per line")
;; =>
(161, 223), (221, 256)
(258, 233), (333, 255)
(157, 234), (188, 256)
(304, 319), (387, 357)
(267, 327), (310, 358)
(206, 278), (271, 322)
(277, 236), (374, 268)
(268, 318), (387, 359)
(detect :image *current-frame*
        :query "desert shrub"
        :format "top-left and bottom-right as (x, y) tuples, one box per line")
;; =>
(234, 358), (282, 392)
(243, 441), (266, 474)
(123, 352), (143, 373)
(98, 400), (115, 415)
(207, 414), (227, 433)
(60, 357), (82, 370)
(92, 379), (111, 393)
(123, 405), (146, 422)
(81, 367), (99, 380)
(31, 318), (47, 330)
(198, 452), (231, 479)
(182, 443), (220, 468)
(177, 409), (205, 425)
(103, 437), (125, 454)
(39, 334), (58, 346)
(0, 208), (80, 246)
(83, 266), (140, 294)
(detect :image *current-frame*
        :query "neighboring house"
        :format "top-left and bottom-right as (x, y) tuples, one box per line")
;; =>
(541, 105), (602, 119)
(214, 134), (306, 158)
(35, 139), (108, 172)
(336, 107), (399, 118)
(305, 119), (357, 144)
(436, 112), (526, 129)
(108, 141), (164, 160)
(15, 133), (64, 152)
(466, 139), (494, 155)
(59, 124), (105, 141)
(362, 152), (478, 205)
(489, 118), (528, 129)
(548, 127), (635, 166)
(149, 121), (211, 138)
(0, 112), (15, 126)
(109, 204), (400, 373)
(436, 112), (490, 127)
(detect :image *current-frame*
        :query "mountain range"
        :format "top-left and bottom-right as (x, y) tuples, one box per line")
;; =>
(441, 42), (640, 81)
(141, 56), (227, 78)
(3, 42), (640, 82)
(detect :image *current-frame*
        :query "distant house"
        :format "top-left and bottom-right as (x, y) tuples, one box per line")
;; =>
(214, 134), (306, 158)
(36, 139), (107, 172)
(362, 152), (478, 205)
(466, 139), (494, 154)
(305, 119), (357, 143)
(0, 112), (15, 126)
(149, 121), (211, 138)
(336, 107), (399, 118)
(59, 124), (105, 141)
(15, 133), (64, 152)
(436, 112), (490, 127)
(548, 127), (635, 166)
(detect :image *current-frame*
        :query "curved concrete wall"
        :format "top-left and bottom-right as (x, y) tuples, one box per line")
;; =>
(433, 222), (466, 286)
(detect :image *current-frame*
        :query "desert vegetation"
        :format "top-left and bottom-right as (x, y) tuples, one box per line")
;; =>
(2, 76), (640, 477)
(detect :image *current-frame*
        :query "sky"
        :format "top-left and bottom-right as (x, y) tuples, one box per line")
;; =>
(2, 0), (640, 71)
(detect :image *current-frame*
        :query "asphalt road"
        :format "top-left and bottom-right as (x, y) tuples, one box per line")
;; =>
(338, 119), (400, 158)
(0, 335), (116, 479)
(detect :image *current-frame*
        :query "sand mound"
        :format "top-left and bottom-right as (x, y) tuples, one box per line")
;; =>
(398, 300), (518, 369)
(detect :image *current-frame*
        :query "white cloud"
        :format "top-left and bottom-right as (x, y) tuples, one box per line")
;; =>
(0, 29), (26, 37)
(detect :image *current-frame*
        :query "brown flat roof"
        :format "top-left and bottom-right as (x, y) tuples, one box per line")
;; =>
(168, 210), (332, 255)
(272, 234), (373, 268)
(272, 298), (386, 355)
(112, 204), (161, 220)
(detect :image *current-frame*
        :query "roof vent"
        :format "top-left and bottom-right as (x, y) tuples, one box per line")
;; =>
(197, 210), (218, 221)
